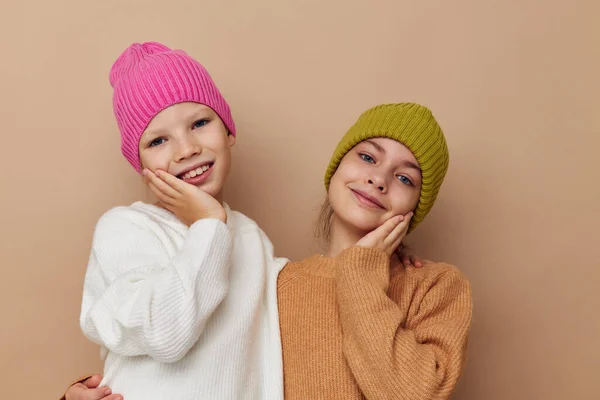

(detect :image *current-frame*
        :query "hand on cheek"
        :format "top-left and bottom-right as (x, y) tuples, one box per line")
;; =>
(142, 168), (226, 226)
(356, 211), (413, 256)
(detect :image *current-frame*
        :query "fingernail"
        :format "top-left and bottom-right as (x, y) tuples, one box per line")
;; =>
(105, 388), (112, 395)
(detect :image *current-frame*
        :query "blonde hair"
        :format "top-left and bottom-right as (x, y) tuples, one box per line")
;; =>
(315, 196), (334, 246)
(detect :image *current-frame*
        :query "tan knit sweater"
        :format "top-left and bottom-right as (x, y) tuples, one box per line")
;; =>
(277, 246), (473, 400)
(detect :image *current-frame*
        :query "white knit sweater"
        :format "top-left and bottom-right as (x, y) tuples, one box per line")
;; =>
(80, 202), (287, 400)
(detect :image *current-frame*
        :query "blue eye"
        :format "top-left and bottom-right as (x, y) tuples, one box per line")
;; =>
(193, 119), (209, 129)
(397, 175), (413, 186)
(360, 153), (375, 163)
(149, 138), (166, 147)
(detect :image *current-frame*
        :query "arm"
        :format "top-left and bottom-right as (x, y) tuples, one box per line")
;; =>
(336, 246), (472, 400)
(80, 208), (232, 363)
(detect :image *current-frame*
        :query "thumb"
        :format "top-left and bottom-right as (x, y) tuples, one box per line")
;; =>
(82, 375), (103, 388)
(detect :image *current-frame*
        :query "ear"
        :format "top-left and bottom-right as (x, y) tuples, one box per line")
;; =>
(227, 131), (236, 147)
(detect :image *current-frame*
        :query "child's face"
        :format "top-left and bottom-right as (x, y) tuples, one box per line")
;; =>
(328, 138), (422, 233)
(138, 102), (235, 200)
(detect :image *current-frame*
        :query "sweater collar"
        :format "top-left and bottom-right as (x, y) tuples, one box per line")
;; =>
(292, 253), (337, 278)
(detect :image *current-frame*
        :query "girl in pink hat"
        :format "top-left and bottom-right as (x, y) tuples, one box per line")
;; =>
(75, 42), (288, 400)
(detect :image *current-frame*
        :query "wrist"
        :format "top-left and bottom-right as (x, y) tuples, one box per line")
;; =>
(193, 211), (227, 224)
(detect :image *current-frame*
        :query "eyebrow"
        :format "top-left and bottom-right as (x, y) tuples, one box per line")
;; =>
(363, 139), (421, 172)
(402, 160), (421, 172)
(143, 108), (212, 138)
(364, 139), (386, 153)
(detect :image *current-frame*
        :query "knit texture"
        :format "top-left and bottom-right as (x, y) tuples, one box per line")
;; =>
(80, 202), (286, 400)
(277, 246), (472, 399)
(109, 42), (236, 172)
(325, 103), (449, 232)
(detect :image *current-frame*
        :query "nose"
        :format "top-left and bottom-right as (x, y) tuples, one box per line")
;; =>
(175, 136), (201, 162)
(367, 174), (387, 193)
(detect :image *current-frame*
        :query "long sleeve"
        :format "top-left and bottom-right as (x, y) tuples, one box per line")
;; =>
(335, 246), (472, 400)
(80, 207), (232, 363)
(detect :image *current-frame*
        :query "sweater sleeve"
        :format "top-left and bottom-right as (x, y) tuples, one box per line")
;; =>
(335, 246), (472, 400)
(80, 208), (232, 363)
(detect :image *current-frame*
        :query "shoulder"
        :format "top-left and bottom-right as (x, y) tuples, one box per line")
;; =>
(392, 262), (472, 301)
(228, 209), (288, 263)
(391, 262), (472, 326)
(228, 209), (261, 232)
(96, 204), (157, 231)
(277, 255), (328, 289)
(228, 209), (273, 244)
(96, 205), (142, 230)
(92, 204), (173, 248)
(409, 262), (468, 282)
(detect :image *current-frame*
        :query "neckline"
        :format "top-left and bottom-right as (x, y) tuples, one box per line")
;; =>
(291, 253), (337, 278)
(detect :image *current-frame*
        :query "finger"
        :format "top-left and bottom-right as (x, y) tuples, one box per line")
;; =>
(102, 395), (123, 400)
(387, 213), (412, 250)
(155, 169), (193, 194)
(376, 215), (404, 239)
(144, 169), (181, 198)
(389, 213), (411, 243)
(401, 254), (413, 266)
(361, 215), (403, 247)
(82, 375), (103, 388)
(412, 256), (423, 268)
(67, 383), (115, 400)
(147, 180), (177, 206)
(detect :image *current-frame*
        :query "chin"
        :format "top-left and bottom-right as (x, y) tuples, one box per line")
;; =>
(348, 218), (381, 233)
(339, 209), (384, 233)
(197, 183), (222, 198)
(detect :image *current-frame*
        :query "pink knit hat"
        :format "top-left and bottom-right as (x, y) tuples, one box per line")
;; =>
(109, 42), (236, 172)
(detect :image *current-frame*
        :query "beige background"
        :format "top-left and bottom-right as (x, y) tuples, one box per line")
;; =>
(1, 0), (598, 399)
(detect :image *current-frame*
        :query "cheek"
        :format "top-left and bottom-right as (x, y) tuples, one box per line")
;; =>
(327, 172), (347, 205)
(139, 151), (150, 169)
(213, 140), (232, 165)
(203, 129), (232, 154)
(333, 158), (360, 181)
(139, 149), (170, 172)
(390, 186), (421, 214)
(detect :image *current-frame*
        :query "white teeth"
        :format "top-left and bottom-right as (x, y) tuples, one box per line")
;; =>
(182, 164), (210, 180)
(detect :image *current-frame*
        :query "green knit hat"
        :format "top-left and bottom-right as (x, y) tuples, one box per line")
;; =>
(324, 103), (449, 233)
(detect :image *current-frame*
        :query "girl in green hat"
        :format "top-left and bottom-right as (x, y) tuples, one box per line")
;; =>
(276, 103), (472, 399)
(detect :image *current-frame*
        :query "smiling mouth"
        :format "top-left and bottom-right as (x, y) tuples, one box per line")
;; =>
(177, 163), (213, 180)
(351, 189), (385, 209)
